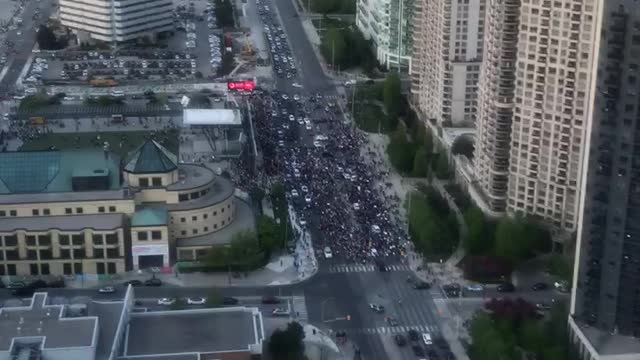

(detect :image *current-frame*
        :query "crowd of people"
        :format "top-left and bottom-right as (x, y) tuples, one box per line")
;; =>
(250, 90), (409, 263)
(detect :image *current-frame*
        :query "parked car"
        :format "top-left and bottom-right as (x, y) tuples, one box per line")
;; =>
(262, 295), (280, 304)
(411, 345), (425, 357)
(272, 308), (290, 316)
(7, 281), (26, 289)
(11, 280), (46, 297)
(386, 316), (399, 326)
(497, 282), (516, 292)
(157, 298), (176, 305)
(422, 332), (433, 346)
(123, 280), (143, 287)
(413, 281), (431, 290)
(222, 297), (239, 305)
(98, 286), (116, 294)
(408, 329), (420, 342)
(144, 278), (162, 287)
(187, 297), (206, 305)
(531, 282), (548, 291)
(369, 303), (384, 313)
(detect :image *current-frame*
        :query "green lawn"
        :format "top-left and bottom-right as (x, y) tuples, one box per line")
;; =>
(20, 130), (179, 159)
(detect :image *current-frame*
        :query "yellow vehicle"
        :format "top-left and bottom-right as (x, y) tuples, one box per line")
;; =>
(90, 78), (118, 87)
(29, 116), (46, 125)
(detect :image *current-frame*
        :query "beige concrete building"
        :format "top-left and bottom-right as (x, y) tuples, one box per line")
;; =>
(411, 0), (485, 127)
(472, 0), (600, 234)
(0, 140), (254, 277)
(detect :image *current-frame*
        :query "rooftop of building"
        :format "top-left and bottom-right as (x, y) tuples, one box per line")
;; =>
(0, 213), (125, 232)
(166, 164), (217, 192)
(132, 207), (169, 227)
(166, 175), (235, 211)
(176, 198), (255, 246)
(0, 293), (97, 352)
(124, 140), (178, 174)
(124, 308), (260, 357)
(0, 150), (121, 194)
(572, 317), (640, 357)
(182, 109), (242, 127)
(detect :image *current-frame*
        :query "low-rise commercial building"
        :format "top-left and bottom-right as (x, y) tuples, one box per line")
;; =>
(0, 140), (254, 277)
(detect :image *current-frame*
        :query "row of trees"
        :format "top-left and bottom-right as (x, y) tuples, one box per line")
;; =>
(214, 0), (235, 28)
(19, 92), (64, 111)
(321, 25), (376, 72)
(36, 25), (66, 50)
(310, 0), (355, 14)
(408, 185), (458, 257)
(470, 300), (579, 360)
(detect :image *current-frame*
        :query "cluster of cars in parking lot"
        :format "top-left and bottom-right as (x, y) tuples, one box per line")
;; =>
(24, 57), (48, 84)
(257, 0), (297, 79)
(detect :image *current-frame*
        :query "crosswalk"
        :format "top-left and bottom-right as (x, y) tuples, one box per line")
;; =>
(326, 263), (411, 273)
(351, 324), (440, 335)
(291, 296), (308, 321)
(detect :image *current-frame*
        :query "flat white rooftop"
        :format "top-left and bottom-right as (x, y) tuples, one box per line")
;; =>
(183, 109), (242, 126)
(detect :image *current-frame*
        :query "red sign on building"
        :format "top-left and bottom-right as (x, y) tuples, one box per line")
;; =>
(227, 80), (255, 91)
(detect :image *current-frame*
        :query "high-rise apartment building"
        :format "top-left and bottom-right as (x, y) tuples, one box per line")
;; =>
(473, 0), (600, 234)
(411, 0), (485, 127)
(570, 2), (640, 358)
(356, 0), (413, 71)
(59, 0), (174, 43)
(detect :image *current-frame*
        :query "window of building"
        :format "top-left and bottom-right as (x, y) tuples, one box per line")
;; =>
(204, 227), (209, 232)
(41, 263), (50, 275)
(151, 231), (162, 240)
(192, 216), (197, 221)
(39, 235), (51, 246)
(5, 250), (18, 260)
(214, 224), (218, 229)
(213, 211), (217, 216)
(107, 263), (117, 274)
(9, 210), (16, 216)
(4, 235), (16, 247)
(73, 263), (82, 274)
(228, 204), (231, 209)
(93, 234), (104, 245)
(192, 229), (198, 235)
(32, 209), (39, 216)
(221, 208), (225, 213)
(178, 249), (194, 260)
(60, 249), (71, 259)
(109, 206), (116, 212)
(181, 230), (187, 236)
(106, 234), (118, 244)
(107, 248), (119, 258)
(137, 231), (148, 241)
(97, 263), (105, 274)
(63, 263), (73, 275)
(98, 206), (105, 213)
(0, 265), (4, 276)
(94, 248), (105, 258)
(39, 249), (52, 260)
(180, 217), (186, 223)
(0, 210), (5, 217)
(7, 264), (16, 276)
(72, 234), (84, 246)
(76, 207), (83, 214)
(26, 236), (36, 246)
(179, 194), (189, 201)
(30, 263), (39, 275)
(203, 214), (208, 219)
(43, 209), (50, 215)
(73, 249), (85, 259)
(152, 177), (162, 186)
(65, 208), (72, 214)
(139, 178), (150, 187)
(222, 220), (225, 226)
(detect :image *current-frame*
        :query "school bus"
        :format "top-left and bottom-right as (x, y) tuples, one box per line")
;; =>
(90, 79), (118, 87)
(29, 116), (46, 125)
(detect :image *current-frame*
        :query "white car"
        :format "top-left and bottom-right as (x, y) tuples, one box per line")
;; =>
(305, 194), (312, 203)
(281, 94), (289, 100)
(272, 308), (291, 316)
(372, 224), (381, 233)
(98, 286), (115, 293)
(187, 297), (206, 305)
(353, 203), (361, 210)
(306, 123), (312, 130)
(292, 82), (302, 88)
(313, 140), (323, 148)
(422, 333), (432, 345)
(158, 298), (176, 305)
(301, 185), (308, 193)
(324, 246), (333, 259)
(290, 189), (299, 197)
(289, 114), (295, 121)
(293, 94), (300, 101)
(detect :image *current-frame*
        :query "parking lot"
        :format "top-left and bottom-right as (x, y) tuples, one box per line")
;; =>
(22, 0), (226, 88)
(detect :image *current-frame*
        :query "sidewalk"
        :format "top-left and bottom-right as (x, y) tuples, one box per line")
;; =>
(304, 324), (357, 360)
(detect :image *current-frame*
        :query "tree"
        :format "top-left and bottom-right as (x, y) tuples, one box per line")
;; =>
(215, 0), (235, 27)
(217, 52), (236, 76)
(257, 215), (280, 254)
(383, 71), (402, 117)
(36, 25), (62, 50)
(412, 146), (429, 177)
(228, 231), (261, 265)
(495, 215), (551, 265)
(205, 292), (222, 308)
(387, 125), (415, 174)
(268, 322), (306, 360)
(321, 27), (346, 69)
(433, 153), (452, 179)
(464, 207), (492, 254)
(249, 186), (265, 207)
(451, 135), (475, 159)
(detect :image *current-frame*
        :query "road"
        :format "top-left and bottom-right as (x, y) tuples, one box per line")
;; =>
(0, 0), (54, 92)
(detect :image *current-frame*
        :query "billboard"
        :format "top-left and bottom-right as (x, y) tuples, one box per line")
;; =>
(227, 80), (255, 91)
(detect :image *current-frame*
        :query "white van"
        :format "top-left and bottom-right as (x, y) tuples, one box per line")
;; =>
(111, 90), (124, 97)
(422, 333), (432, 346)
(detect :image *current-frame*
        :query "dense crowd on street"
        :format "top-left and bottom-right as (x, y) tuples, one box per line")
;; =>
(250, 90), (409, 263)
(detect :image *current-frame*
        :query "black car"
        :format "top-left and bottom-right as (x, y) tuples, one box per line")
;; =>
(497, 282), (516, 292)
(47, 278), (66, 288)
(144, 278), (162, 287)
(262, 296), (280, 304)
(7, 281), (26, 289)
(408, 329), (420, 342)
(394, 334), (407, 346)
(123, 280), (143, 287)
(531, 282), (548, 291)
(222, 297), (239, 305)
(413, 281), (431, 290)
(411, 345), (425, 357)
(12, 280), (46, 297)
